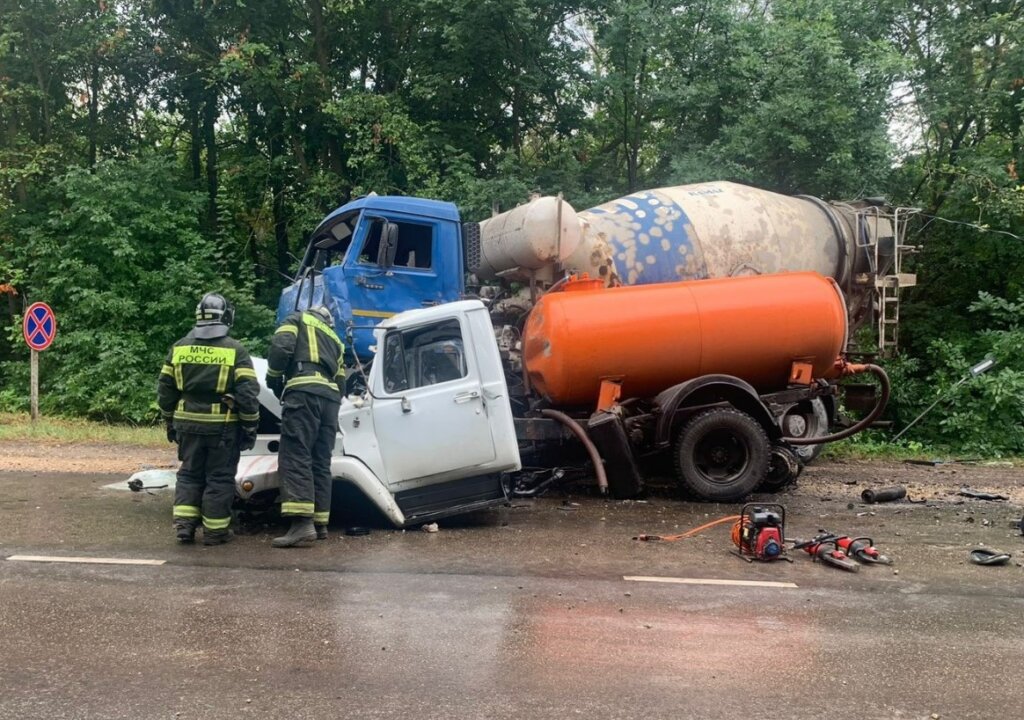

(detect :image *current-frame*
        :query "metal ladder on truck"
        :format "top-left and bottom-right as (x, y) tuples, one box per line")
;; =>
(856, 206), (920, 355)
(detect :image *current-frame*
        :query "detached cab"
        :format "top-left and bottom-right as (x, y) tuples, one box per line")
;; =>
(237, 300), (521, 528)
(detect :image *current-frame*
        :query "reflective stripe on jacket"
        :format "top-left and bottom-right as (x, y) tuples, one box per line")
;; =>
(157, 332), (261, 435)
(267, 311), (345, 401)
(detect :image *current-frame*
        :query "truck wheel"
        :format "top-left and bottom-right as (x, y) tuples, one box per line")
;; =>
(781, 398), (828, 464)
(674, 408), (770, 502)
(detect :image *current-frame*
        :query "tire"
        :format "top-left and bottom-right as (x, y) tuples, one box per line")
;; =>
(781, 398), (828, 464)
(674, 407), (771, 502)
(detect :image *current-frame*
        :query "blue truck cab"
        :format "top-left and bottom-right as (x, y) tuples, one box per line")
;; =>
(278, 195), (466, 362)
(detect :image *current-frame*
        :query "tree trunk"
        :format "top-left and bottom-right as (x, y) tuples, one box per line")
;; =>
(308, 0), (344, 175)
(269, 120), (291, 277)
(189, 106), (202, 184)
(203, 90), (219, 235)
(88, 60), (100, 168)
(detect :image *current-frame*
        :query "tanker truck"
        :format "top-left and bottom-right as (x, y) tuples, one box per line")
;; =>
(236, 270), (887, 525)
(272, 181), (914, 458)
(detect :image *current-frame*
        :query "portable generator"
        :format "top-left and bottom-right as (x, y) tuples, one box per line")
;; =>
(731, 503), (789, 562)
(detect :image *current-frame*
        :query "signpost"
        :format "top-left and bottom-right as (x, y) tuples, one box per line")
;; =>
(22, 302), (57, 422)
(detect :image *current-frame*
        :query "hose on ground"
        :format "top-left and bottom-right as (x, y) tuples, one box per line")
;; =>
(539, 408), (609, 495)
(783, 364), (890, 445)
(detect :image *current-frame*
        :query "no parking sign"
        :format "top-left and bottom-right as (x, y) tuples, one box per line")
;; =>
(23, 302), (57, 351)
(22, 301), (56, 421)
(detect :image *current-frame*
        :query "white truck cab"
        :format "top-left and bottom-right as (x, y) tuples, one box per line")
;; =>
(235, 300), (521, 527)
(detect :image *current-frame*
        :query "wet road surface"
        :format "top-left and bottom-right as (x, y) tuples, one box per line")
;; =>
(1, 466), (1023, 719)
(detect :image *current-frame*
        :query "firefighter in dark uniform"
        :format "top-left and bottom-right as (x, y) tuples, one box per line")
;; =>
(266, 305), (345, 547)
(157, 293), (260, 545)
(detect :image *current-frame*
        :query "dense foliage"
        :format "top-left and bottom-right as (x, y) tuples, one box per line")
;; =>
(0, 0), (1022, 452)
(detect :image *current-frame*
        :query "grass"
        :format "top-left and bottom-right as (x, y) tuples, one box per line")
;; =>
(823, 436), (1022, 465)
(0, 412), (167, 448)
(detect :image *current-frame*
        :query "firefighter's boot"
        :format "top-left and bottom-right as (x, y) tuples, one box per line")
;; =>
(174, 521), (197, 544)
(315, 524), (328, 540)
(203, 529), (234, 546)
(272, 518), (317, 548)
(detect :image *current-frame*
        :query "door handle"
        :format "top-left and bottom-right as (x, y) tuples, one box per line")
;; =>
(355, 275), (383, 290)
(454, 391), (480, 404)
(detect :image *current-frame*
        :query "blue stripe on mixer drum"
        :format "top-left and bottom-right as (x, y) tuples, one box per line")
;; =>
(580, 189), (709, 286)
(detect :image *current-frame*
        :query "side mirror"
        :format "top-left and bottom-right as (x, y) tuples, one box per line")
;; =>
(377, 222), (399, 268)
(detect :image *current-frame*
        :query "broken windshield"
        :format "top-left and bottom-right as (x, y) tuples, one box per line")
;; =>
(311, 211), (358, 270)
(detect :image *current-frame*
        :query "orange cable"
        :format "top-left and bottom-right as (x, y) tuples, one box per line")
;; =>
(634, 515), (742, 542)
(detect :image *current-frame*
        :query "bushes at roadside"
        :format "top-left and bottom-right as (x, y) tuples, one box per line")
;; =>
(0, 154), (275, 423)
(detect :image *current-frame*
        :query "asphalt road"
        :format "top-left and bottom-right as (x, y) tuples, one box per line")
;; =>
(2, 467), (1023, 719)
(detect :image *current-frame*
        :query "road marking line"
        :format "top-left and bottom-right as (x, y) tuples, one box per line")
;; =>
(7, 555), (166, 566)
(624, 575), (798, 589)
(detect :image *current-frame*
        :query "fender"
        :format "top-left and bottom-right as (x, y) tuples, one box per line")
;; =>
(653, 374), (781, 447)
(330, 455), (407, 528)
(234, 444), (407, 528)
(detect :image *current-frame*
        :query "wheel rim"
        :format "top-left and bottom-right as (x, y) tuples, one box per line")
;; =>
(784, 412), (808, 437)
(693, 428), (751, 485)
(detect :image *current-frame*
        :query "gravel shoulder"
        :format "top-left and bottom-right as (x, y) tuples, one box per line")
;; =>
(0, 440), (176, 474)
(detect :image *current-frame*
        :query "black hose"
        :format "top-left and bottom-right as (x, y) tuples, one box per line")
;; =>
(539, 409), (609, 494)
(783, 364), (890, 445)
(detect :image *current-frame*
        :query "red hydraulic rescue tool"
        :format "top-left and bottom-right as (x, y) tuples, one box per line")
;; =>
(792, 533), (893, 572)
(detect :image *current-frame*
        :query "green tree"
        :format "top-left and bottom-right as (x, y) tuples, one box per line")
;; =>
(1, 154), (274, 421)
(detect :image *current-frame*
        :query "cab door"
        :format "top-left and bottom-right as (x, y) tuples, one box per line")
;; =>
(344, 214), (448, 357)
(370, 313), (500, 487)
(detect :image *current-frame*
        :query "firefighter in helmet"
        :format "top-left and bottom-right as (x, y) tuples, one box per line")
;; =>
(157, 293), (261, 545)
(266, 305), (345, 547)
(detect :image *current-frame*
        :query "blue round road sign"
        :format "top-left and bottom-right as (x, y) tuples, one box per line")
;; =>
(23, 302), (57, 351)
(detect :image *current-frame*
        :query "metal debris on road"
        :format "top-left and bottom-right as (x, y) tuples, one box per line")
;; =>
(957, 488), (1009, 501)
(968, 548), (1012, 566)
(861, 486), (907, 504)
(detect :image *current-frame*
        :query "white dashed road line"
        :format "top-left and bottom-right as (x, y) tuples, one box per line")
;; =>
(624, 575), (798, 589)
(7, 555), (166, 566)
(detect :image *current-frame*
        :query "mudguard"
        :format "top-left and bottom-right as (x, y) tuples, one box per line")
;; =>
(653, 374), (781, 447)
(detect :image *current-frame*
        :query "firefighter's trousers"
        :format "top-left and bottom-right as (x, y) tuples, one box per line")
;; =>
(278, 391), (340, 525)
(173, 431), (240, 536)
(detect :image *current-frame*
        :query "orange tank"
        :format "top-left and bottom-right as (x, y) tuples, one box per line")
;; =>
(522, 272), (848, 406)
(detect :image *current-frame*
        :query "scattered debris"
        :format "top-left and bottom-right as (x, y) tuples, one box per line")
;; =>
(861, 486), (907, 504)
(422, 523), (439, 533)
(126, 478), (168, 493)
(969, 548), (1012, 566)
(957, 488), (1008, 501)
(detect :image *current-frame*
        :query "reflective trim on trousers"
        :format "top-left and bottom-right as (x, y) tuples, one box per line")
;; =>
(313, 511), (330, 524)
(202, 516), (231, 531)
(173, 504), (201, 519)
(281, 501), (315, 516)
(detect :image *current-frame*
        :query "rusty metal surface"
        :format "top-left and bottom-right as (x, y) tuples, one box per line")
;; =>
(475, 197), (580, 279)
(570, 182), (856, 288)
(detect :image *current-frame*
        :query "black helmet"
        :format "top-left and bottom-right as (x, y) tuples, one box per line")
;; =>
(308, 305), (334, 327)
(193, 293), (234, 339)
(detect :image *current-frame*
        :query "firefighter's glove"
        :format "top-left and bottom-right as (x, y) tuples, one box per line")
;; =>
(240, 426), (257, 452)
(165, 424), (177, 444)
(268, 375), (284, 399)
